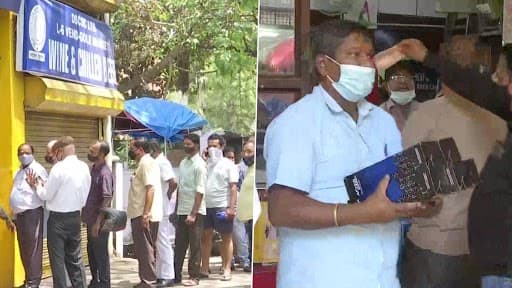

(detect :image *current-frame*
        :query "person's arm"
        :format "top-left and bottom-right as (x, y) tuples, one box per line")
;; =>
(269, 176), (426, 229)
(141, 160), (159, 228)
(168, 178), (178, 199)
(91, 172), (113, 237)
(398, 39), (512, 121)
(0, 207), (15, 231)
(33, 165), (60, 201)
(227, 162), (239, 219)
(186, 163), (206, 224)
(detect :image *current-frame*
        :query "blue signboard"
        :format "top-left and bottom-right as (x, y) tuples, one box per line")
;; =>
(16, 0), (117, 88)
(0, 0), (21, 13)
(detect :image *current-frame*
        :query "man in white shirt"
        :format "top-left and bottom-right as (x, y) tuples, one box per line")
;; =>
(10, 143), (47, 288)
(32, 136), (91, 288)
(264, 20), (436, 288)
(127, 139), (163, 288)
(200, 134), (238, 281)
(149, 140), (178, 288)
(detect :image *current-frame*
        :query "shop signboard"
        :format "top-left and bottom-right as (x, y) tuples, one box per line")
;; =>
(0, 0), (21, 13)
(16, 0), (117, 88)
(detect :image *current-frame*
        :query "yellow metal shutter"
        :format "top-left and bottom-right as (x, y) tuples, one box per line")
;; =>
(25, 112), (99, 278)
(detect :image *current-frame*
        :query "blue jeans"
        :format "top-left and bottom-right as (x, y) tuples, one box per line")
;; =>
(482, 275), (512, 288)
(232, 217), (250, 265)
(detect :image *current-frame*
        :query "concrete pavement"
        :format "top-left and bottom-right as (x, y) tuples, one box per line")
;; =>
(40, 256), (252, 288)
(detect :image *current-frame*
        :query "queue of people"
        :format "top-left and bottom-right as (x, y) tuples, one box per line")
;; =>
(2, 133), (254, 288)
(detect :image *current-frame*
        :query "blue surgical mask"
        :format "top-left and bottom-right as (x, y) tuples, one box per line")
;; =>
(19, 154), (34, 166)
(326, 55), (376, 103)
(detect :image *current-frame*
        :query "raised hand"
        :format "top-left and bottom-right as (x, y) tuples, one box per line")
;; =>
(397, 39), (429, 63)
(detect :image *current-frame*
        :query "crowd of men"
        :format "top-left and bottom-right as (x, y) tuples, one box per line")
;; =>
(127, 134), (254, 287)
(2, 133), (255, 288)
(264, 19), (512, 288)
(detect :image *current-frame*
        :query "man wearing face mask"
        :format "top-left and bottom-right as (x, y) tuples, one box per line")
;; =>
(9, 143), (47, 288)
(237, 139), (256, 269)
(127, 139), (163, 288)
(174, 134), (206, 286)
(200, 134), (238, 281)
(264, 20), (436, 288)
(82, 141), (114, 288)
(380, 61), (419, 132)
(148, 140), (178, 288)
(31, 136), (91, 288)
(45, 139), (58, 165)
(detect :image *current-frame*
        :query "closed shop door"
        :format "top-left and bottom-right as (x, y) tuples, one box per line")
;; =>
(25, 112), (99, 277)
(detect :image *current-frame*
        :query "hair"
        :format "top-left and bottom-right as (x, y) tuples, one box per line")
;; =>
(54, 136), (74, 150)
(18, 143), (34, 154)
(149, 140), (161, 154)
(98, 141), (110, 156)
(244, 138), (255, 147)
(184, 134), (200, 145)
(223, 146), (235, 156)
(311, 20), (372, 59)
(132, 138), (150, 153)
(207, 133), (225, 147)
(384, 61), (415, 81)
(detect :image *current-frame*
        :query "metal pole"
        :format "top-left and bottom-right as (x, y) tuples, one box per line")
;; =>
(164, 138), (167, 156)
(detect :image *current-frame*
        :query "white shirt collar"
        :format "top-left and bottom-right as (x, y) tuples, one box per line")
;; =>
(316, 85), (374, 119)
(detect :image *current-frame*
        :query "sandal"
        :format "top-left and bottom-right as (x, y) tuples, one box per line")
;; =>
(220, 274), (232, 281)
(183, 279), (199, 286)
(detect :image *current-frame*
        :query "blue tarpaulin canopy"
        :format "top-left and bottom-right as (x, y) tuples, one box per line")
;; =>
(118, 97), (207, 142)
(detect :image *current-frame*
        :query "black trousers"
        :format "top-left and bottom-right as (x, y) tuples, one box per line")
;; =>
(87, 224), (110, 287)
(401, 238), (481, 288)
(15, 207), (43, 287)
(47, 211), (86, 288)
(174, 215), (203, 282)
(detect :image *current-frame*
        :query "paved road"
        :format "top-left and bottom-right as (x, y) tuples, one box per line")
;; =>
(40, 256), (252, 288)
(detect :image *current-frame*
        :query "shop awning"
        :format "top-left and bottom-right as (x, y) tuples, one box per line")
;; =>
(25, 76), (124, 117)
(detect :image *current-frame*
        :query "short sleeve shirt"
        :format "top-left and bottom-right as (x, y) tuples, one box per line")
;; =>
(205, 158), (239, 208)
(177, 153), (207, 216)
(127, 154), (163, 221)
(156, 153), (176, 216)
(82, 163), (114, 225)
(264, 85), (403, 288)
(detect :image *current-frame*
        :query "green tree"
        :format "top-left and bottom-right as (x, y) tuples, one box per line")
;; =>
(111, 0), (257, 135)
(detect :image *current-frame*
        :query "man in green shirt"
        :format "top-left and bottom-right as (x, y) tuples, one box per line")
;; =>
(174, 134), (207, 287)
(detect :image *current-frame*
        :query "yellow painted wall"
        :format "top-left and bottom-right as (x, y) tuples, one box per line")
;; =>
(0, 10), (27, 288)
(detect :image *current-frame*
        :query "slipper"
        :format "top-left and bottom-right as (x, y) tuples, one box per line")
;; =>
(220, 274), (232, 281)
(182, 279), (199, 286)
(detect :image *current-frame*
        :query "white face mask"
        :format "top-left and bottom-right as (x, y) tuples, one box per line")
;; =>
(390, 89), (416, 105)
(19, 154), (34, 166)
(207, 147), (223, 165)
(326, 55), (375, 103)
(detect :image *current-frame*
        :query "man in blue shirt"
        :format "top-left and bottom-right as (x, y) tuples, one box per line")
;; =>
(264, 20), (437, 288)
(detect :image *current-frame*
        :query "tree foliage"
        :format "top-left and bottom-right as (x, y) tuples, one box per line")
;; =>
(111, 0), (257, 135)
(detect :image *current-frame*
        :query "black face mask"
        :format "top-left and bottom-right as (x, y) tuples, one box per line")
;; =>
(128, 150), (137, 160)
(87, 154), (99, 163)
(184, 146), (195, 154)
(45, 155), (56, 165)
(243, 156), (254, 167)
